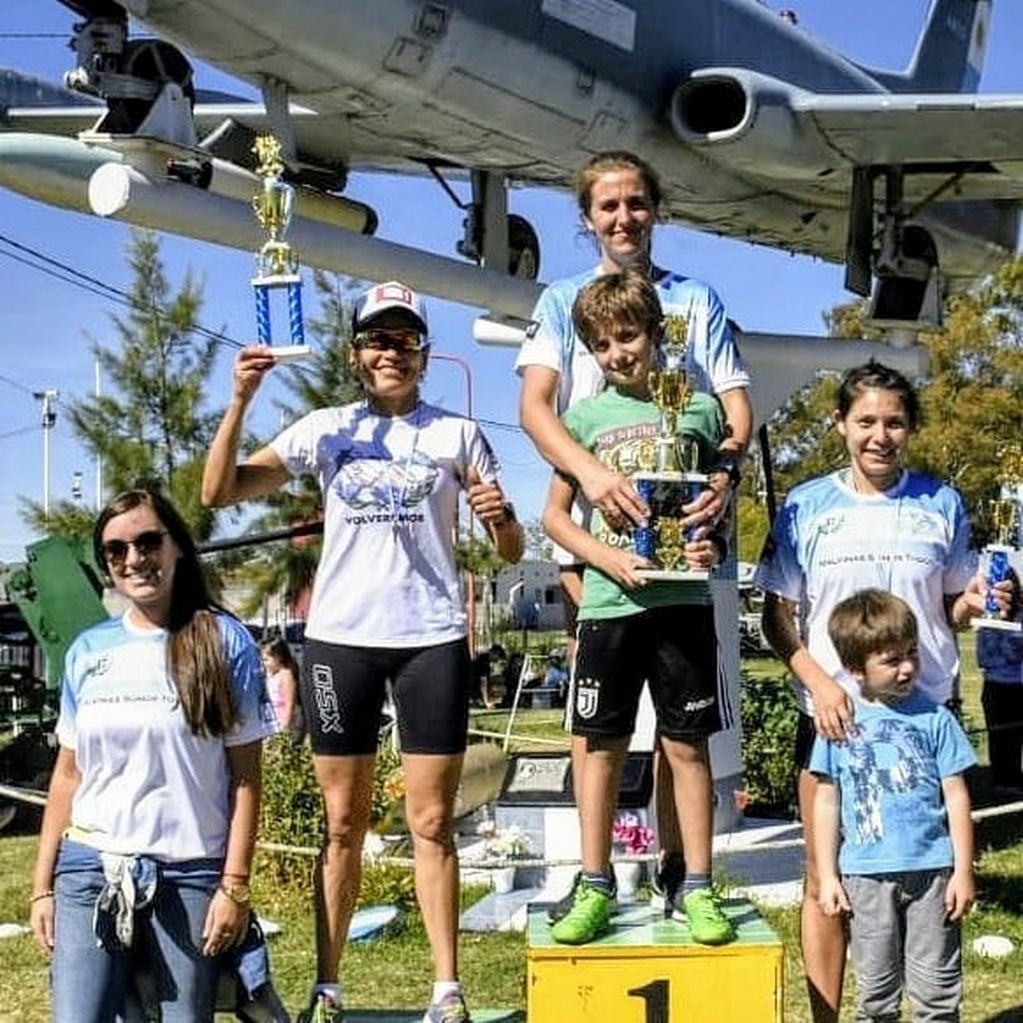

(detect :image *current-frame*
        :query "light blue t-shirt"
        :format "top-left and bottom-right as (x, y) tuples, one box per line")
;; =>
(57, 612), (274, 861)
(754, 469), (976, 710)
(809, 690), (976, 876)
(514, 266), (750, 414)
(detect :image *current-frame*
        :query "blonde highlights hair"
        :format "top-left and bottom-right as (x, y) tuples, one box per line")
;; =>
(572, 269), (663, 352)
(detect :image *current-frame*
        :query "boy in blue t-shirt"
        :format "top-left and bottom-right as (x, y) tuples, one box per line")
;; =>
(812, 589), (976, 1021)
(543, 270), (732, 947)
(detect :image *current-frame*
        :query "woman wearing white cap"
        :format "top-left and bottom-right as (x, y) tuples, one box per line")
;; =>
(203, 280), (523, 1023)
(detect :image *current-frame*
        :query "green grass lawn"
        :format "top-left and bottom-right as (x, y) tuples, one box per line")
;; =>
(0, 832), (1020, 1021)
(0, 645), (1020, 1021)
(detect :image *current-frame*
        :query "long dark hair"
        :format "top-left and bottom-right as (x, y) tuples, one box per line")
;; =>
(93, 488), (236, 738)
(261, 636), (299, 678)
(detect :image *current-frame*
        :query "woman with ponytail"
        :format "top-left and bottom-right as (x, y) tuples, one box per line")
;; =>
(29, 488), (274, 1021)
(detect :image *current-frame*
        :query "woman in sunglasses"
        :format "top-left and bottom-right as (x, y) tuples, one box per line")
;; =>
(203, 280), (523, 1023)
(29, 488), (273, 1020)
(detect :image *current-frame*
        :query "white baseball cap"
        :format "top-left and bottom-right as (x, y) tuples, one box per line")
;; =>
(353, 281), (428, 334)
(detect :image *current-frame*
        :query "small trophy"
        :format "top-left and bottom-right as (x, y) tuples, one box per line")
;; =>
(251, 134), (310, 361)
(973, 446), (1023, 632)
(632, 313), (709, 581)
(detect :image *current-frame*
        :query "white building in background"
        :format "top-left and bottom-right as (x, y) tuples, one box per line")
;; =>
(488, 558), (564, 632)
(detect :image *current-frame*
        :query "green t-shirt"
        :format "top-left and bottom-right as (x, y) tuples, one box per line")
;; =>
(562, 387), (725, 620)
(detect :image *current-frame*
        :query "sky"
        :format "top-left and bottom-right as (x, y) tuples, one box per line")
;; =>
(2, 0), (1023, 563)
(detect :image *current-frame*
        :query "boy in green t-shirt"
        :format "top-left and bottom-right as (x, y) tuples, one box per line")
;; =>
(543, 269), (734, 946)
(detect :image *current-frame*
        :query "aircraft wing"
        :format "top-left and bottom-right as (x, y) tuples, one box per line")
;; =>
(794, 92), (1023, 189)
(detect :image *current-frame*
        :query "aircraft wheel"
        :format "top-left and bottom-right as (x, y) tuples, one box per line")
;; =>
(508, 214), (540, 279)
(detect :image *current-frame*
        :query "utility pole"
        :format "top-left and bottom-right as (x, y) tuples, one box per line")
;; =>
(94, 359), (103, 511)
(32, 389), (59, 519)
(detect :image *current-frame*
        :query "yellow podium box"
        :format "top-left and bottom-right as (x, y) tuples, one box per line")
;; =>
(527, 899), (783, 1023)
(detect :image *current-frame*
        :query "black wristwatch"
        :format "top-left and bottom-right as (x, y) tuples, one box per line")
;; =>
(711, 455), (742, 489)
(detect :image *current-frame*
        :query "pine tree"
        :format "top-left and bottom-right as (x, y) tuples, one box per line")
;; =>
(20, 231), (223, 540)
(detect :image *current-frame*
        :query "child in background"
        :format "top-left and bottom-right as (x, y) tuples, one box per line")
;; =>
(813, 589), (975, 1021)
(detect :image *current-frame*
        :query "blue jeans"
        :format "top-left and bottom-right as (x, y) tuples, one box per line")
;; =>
(52, 839), (222, 1022)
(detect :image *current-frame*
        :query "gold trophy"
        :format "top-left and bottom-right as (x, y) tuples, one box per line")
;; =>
(251, 134), (310, 361)
(632, 313), (709, 580)
(974, 445), (1023, 632)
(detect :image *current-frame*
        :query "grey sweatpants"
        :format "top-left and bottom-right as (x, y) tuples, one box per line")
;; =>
(845, 870), (962, 1022)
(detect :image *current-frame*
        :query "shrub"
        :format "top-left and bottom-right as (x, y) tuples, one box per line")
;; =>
(740, 668), (799, 814)
(259, 735), (409, 882)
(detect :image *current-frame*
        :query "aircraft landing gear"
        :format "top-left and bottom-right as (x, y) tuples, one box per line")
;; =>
(846, 166), (941, 330)
(430, 165), (540, 279)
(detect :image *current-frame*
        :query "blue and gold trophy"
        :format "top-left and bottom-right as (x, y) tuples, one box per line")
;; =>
(633, 313), (709, 581)
(974, 446), (1023, 632)
(251, 134), (310, 361)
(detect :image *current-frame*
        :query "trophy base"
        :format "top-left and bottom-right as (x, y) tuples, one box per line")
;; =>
(271, 345), (313, 362)
(971, 617), (1023, 632)
(635, 568), (710, 582)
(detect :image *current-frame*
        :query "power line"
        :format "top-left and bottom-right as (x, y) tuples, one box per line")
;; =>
(0, 233), (527, 431)
(477, 416), (523, 434)
(0, 424), (40, 442)
(0, 231), (245, 350)
(0, 33), (67, 39)
(0, 370), (35, 398)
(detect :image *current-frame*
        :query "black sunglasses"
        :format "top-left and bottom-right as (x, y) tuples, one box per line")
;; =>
(101, 529), (168, 566)
(353, 328), (428, 354)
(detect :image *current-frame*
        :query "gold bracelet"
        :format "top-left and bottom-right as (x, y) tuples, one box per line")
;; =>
(30, 890), (55, 904)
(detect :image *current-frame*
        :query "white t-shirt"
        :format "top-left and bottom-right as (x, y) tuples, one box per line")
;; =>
(271, 400), (500, 648)
(754, 469), (977, 711)
(57, 612), (273, 862)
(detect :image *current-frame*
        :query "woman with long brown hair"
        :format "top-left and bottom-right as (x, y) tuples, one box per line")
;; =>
(29, 488), (272, 1021)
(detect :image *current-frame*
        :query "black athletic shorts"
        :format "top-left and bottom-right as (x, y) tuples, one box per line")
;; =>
(571, 604), (721, 742)
(301, 637), (472, 756)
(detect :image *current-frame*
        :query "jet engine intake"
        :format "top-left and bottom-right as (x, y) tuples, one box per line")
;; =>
(669, 68), (830, 179)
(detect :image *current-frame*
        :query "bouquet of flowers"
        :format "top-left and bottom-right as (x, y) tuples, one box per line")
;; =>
(612, 812), (654, 856)
(477, 820), (531, 859)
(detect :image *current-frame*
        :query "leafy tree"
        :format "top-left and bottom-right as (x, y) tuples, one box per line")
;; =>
(20, 231), (222, 540)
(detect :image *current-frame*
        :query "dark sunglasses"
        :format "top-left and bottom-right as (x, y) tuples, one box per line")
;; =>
(101, 529), (168, 566)
(353, 328), (428, 354)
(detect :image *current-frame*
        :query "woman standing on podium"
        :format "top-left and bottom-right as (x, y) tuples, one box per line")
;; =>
(755, 360), (1010, 1023)
(203, 280), (523, 1023)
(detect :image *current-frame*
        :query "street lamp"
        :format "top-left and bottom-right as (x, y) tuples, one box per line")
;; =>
(32, 389), (59, 519)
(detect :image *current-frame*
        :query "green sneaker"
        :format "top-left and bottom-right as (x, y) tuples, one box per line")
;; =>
(679, 887), (736, 946)
(549, 876), (614, 945)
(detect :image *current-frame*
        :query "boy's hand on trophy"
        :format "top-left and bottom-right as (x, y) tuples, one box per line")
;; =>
(683, 536), (719, 571)
(596, 547), (652, 590)
(233, 345), (277, 405)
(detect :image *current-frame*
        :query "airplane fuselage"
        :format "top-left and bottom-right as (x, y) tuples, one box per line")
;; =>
(111, 0), (1014, 286)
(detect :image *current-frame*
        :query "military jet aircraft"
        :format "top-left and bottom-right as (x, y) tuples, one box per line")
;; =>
(1, 0), (1019, 340)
